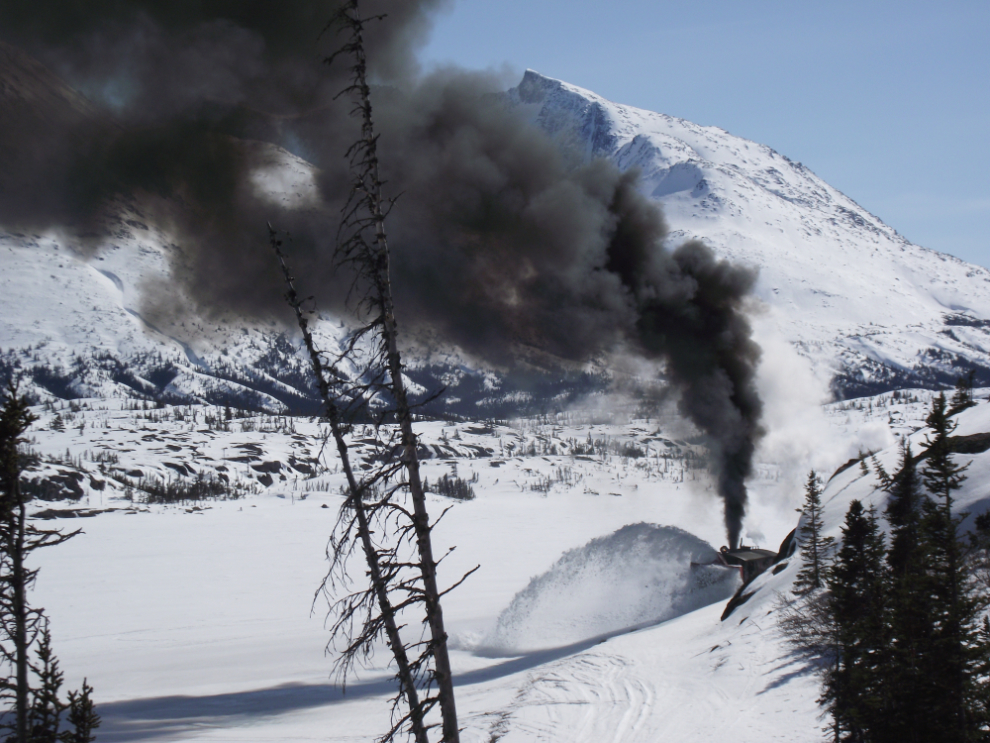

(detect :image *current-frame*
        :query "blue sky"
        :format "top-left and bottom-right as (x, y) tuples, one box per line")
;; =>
(420, 0), (990, 268)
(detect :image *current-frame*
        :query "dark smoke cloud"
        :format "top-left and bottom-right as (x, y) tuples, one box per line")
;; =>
(0, 2), (762, 546)
(371, 76), (763, 545)
(634, 241), (763, 549)
(2, 0), (448, 114)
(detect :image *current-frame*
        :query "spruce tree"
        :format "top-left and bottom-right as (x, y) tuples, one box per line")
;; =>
(885, 440), (924, 577)
(968, 512), (990, 596)
(976, 617), (990, 736)
(824, 500), (887, 741)
(0, 384), (98, 742)
(0, 381), (41, 740)
(794, 470), (834, 595)
(919, 392), (985, 741)
(948, 370), (977, 416)
(61, 680), (99, 743)
(27, 625), (65, 743)
(881, 440), (937, 743)
(781, 421), (990, 741)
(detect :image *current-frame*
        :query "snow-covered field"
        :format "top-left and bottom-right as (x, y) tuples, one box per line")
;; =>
(23, 387), (990, 742)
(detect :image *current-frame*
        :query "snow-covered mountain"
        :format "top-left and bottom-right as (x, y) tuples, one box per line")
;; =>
(3, 54), (990, 411)
(511, 70), (990, 397)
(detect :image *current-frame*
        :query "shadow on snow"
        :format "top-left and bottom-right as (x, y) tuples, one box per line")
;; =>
(97, 639), (607, 741)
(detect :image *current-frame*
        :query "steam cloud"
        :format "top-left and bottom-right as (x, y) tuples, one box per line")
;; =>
(0, 1), (763, 546)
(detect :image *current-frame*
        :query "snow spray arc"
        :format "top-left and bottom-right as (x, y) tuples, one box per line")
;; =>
(0, 2), (763, 546)
(483, 523), (742, 653)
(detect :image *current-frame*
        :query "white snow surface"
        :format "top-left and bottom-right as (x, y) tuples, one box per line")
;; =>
(8, 67), (990, 742)
(21, 390), (990, 742)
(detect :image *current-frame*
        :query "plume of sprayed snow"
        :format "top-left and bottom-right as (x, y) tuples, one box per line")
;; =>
(751, 315), (895, 510)
(480, 523), (741, 654)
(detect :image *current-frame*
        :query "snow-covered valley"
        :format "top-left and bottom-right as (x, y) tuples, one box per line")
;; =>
(22, 387), (990, 742)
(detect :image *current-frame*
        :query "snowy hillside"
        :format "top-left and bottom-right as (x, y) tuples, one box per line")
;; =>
(0, 215), (605, 418)
(511, 71), (990, 396)
(24, 391), (990, 741)
(3, 57), (990, 409)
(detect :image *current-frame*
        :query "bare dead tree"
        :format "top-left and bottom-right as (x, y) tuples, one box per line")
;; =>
(271, 228), (432, 743)
(0, 382), (94, 742)
(267, 4), (475, 739)
(322, 5), (465, 741)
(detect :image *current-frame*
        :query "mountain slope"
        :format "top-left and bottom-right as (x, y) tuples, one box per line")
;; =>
(3, 59), (990, 409)
(511, 70), (990, 396)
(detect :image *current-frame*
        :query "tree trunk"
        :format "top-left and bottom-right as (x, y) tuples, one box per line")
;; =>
(367, 121), (460, 743)
(272, 232), (430, 743)
(333, 416), (430, 743)
(347, 11), (460, 738)
(13, 478), (28, 741)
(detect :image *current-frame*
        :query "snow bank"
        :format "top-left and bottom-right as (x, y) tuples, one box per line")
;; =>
(482, 523), (741, 653)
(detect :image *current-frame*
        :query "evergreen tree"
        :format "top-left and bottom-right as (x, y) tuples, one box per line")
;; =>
(869, 454), (892, 489)
(794, 470), (834, 595)
(885, 440), (925, 577)
(948, 370), (977, 416)
(881, 440), (938, 743)
(824, 500), (887, 742)
(61, 680), (99, 743)
(919, 392), (985, 741)
(0, 381), (42, 740)
(780, 419), (990, 741)
(0, 384), (98, 743)
(968, 512), (990, 596)
(977, 617), (990, 739)
(27, 625), (65, 743)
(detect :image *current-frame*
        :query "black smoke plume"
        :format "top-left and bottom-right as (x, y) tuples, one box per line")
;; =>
(0, 2), (762, 546)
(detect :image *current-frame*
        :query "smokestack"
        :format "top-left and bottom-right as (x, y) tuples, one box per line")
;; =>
(0, 1), (763, 546)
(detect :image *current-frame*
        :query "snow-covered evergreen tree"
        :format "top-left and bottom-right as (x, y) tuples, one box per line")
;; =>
(794, 471), (833, 595)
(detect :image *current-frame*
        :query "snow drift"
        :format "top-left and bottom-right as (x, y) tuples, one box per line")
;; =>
(483, 523), (741, 653)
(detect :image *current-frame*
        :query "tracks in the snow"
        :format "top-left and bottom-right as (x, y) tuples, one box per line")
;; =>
(486, 654), (655, 743)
